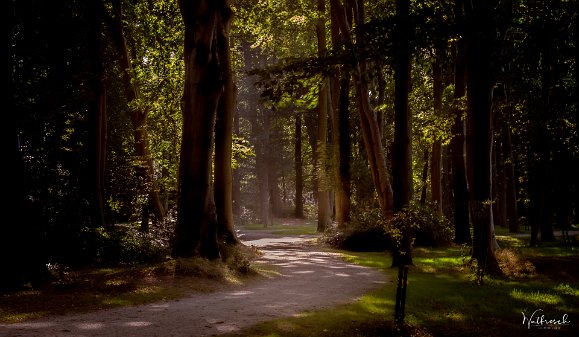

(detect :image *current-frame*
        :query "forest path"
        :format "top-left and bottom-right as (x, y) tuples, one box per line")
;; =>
(0, 231), (388, 337)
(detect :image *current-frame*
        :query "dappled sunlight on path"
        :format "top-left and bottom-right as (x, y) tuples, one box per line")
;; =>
(0, 232), (388, 337)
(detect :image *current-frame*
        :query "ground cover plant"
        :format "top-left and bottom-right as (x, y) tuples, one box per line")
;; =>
(221, 232), (578, 337)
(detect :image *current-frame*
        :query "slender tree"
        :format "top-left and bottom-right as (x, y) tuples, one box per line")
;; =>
(315, 0), (331, 232)
(430, 47), (444, 215)
(331, 0), (394, 219)
(295, 113), (305, 218)
(105, 0), (166, 228)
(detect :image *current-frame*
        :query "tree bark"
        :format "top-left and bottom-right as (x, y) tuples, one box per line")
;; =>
(294, 114), (304, 218)
(214, 5), (237, 244)
(465, 0), (500, 276)
(430, 49), (443, 214)
(450, 3), (471, 244)
(330, 1), (351, 226)
(89, 0), (107, 229)
(174, 0), (225, 259)
(502, 121), (519, 233)
(316, 0), (331, 232)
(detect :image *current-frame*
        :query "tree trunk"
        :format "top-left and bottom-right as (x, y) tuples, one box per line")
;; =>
(530, 24), (556, 245)
(330, 2), (351, 226)
(89, 0), (107, 229)
(331, 0), (394, 220)
(503, 121), (519, 232)
(107, 0), (165, 225)
(316, 0), (331, 232)
(465, 0), (500, 277)
(174, 0), (225, 259)
(431, 49), (443, 214)
(251, 109), (271, 227)
(214, 7), (237, 244)
(420, 149), (428, 205)
(232, 107), (241, 216)
(392, 0), (413, 323)
(295, 114), (304, 218)
(450, 8), (471, 244)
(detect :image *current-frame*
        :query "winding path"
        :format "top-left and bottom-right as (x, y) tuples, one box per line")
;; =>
(0, 232), (388, 337)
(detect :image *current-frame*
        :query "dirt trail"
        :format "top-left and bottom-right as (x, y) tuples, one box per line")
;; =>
(0, 232), (388, 337)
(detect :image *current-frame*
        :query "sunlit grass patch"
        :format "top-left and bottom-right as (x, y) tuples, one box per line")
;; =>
(510, 288), (563, 305)
(496, 235), (527, 248)
(554, 283), (579, 297)
(240, 222), (318, 236)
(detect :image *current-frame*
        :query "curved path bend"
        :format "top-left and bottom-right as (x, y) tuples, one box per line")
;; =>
(0, 232), (388, 337)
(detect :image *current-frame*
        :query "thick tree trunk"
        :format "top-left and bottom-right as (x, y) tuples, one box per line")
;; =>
(530, 28), (557, 245)
(174, 0), (224, 259)
(294, 114), (304, 218)
(450, 17), (471, 244)
(108, 0), (165, 225)
(214, 7), (237, 244)
(465, 0), (500, 277)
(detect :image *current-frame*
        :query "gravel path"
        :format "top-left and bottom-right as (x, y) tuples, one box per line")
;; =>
(0, 232), (388, 337)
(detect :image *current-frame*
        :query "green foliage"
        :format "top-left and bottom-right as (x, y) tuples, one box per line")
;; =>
(78, 225), (170, 266)
(232, 135), (255, 169)
(386, 201), (453, 248)
(323, 208), (391, 252)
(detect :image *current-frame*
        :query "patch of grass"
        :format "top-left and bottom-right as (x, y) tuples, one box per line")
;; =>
(0, 244), (262, 324)
(240, 219), (317, 236)
(224, 243), (579, 337)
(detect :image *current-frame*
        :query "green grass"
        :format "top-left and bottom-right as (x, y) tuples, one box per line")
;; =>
(240, 219), (318, 236)
(0, 245), (263, 324)
(222, 243), (579, 337)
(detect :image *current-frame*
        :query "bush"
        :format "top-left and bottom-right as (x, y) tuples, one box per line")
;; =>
(387, 201), (453, 248)
(78, 225), (171, 266)
(322, 208), (392, 252)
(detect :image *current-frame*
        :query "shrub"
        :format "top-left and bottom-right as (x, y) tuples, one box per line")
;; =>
(386, 201), (453, 248)
(78, 225), (171, 266)
(322, 207), (392, 252)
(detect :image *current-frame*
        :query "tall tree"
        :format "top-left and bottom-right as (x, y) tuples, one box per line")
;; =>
(430, 46), (443, 215)
(450, 0), (471, 244)
(89, 0), (108, 228)
(214, 3), (238, 244)
(106, 0), (166, 228)
(174, 0), (233, 259)
(295, 113), (305, 218)
(392, 0), (412, 323)
(465, 0), (500, 276)
(329, 1), (351, 226)
(331, 0), (394, 219)
(315, 0), (332, 232)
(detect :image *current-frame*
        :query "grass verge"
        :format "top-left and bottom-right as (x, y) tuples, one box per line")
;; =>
(221, 241), (578, 337)
(0, 244), (263, 323)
